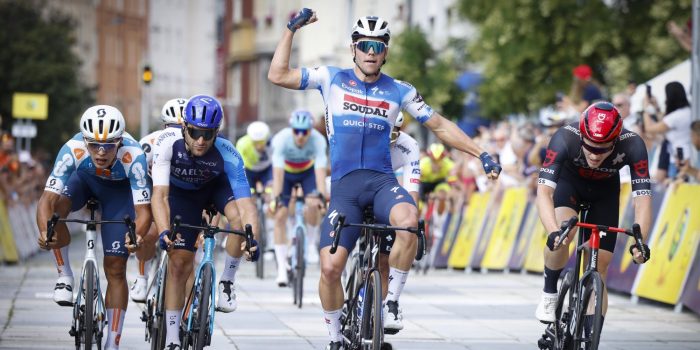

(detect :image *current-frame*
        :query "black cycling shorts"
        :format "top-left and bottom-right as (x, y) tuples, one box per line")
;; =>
(553, 173), (620, 253)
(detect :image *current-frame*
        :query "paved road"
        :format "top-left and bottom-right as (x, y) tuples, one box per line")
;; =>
(1, 235), (699, 349)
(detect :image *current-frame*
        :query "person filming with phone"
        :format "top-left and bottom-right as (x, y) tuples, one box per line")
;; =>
(641, 81), (693, 182)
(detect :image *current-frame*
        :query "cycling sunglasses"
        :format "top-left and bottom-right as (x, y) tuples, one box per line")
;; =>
(186, 127), (217, 141)
(293, 128), (309, 136)
(355, 40), (387, 54)
(581, 140), (615, 155)
(85, 138), (121, 153)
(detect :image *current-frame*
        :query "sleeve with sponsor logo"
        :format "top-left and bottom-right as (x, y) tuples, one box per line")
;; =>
(311, 129), (328, 168)
(397, 80), (434, 124)
(216, 138), (251, 199)
(626, 135), (652, 197)
(139, 132), (158, 170)
(44, 141), (79, 194)
(402, 136), (421, 193)
(121, 145), (151, 205)
(151, 131), (178, 187)
(299, 66), (332, 91)
(270, 129), (288, 168)
(537, 128), (569, 189)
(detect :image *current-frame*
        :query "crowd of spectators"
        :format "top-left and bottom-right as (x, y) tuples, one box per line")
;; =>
(0, 131), (47, 206)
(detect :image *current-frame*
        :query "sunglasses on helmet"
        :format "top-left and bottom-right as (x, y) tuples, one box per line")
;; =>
(186, 127), (217, 141)
(85, 138), (121, 153)
(354, 40), (387, 54)
(581, 139), (615, 155)
(293, 128), (309, 136)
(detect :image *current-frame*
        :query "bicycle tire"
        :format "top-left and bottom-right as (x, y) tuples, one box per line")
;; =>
(256, 205), (266, 279)
(359, 270), (382, 350)
(83, 261), (96, 349)
(152, 259), (168, 350)
(552, 270), (574, 350)
(572, 271), (604, 350)
(295, 227), (305, 309)
(193, 264), (213, 350)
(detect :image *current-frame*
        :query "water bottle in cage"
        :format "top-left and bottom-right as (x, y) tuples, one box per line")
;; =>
(357, 286), (365, 318)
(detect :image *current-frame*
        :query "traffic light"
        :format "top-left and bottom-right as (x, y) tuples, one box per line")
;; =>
(142, 65), (153, 85)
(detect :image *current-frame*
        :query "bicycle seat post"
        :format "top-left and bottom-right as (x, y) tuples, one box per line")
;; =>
(87, 198), (99, 221)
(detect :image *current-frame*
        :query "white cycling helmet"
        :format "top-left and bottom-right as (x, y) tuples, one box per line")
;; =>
(80, 105), (125, 141)
(160, 98), (187, 125)
(247, 121), (270, 141)
(539, 106), (568, 127)
(351, 16), (391, 44)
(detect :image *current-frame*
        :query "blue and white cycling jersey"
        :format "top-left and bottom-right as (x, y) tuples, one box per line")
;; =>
(44, 133), (151, 205)
(271, 127), (328, 173)
(299, 66), (434, 181)
(150, 129), (251, 199)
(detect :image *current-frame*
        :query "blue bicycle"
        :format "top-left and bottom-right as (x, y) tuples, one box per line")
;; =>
(288, 185), (307, 308)
(171, 214), (253, 349)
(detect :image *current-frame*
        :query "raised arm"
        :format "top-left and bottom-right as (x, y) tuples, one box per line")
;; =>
(267, 9), (317, 89)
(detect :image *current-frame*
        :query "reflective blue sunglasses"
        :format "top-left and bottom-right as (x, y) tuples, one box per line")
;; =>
(355, 40), (387, 54)
(293, 128), (309, 136)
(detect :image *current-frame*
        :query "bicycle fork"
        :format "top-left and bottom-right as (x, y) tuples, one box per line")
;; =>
(70, 227), (106, 345)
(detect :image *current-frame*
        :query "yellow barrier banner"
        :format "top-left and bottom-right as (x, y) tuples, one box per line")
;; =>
(481, 187), (528, 270)
(635, 183), (700, 305)
(448, 192), (491, 269)
(0, 199), (19, 263)
(619, 182), (631, 221)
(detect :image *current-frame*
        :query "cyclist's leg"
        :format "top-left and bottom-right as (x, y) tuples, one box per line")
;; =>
(132, 178), (156, 301)
(318, 174), (363, 344)
(274, 171), (295, 285)
(536, 178), (580, 322)
(93, 177), (134, 349)
(378, 233), (394, 298)
(163, 186), (202, 347)
(299, 167), (321, 263)
(373, 174), (417, 331)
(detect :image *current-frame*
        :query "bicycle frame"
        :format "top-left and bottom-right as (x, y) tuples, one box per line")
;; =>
(290, 194), (307, 270)
(72, 220), (106, 346)
(184, 233), (218, 337)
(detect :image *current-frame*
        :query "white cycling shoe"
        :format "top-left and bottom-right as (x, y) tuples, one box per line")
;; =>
(216, 280), (237, 313)
(53, 276), (74, 306)
(130, 276), (148, 303)
(383, 300), (404, 333)
(535, 292), (558, 323)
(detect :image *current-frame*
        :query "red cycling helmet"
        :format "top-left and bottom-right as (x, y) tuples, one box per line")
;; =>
(579, 101), (622, 143)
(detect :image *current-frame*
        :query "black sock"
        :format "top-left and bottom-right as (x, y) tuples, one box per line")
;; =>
(543, 267), (563, 293)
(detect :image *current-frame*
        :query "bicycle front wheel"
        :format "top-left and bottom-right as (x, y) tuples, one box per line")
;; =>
(82, 261), (96, 349)
(152, 259), (168, 350)
(193, 264), (213, 350)
(360, 270), (383, 350)
(552, 270), (574, 350)
(295, 227), (305, 309)
(572, 271), (604, 350)
(256, 206), (266, 279)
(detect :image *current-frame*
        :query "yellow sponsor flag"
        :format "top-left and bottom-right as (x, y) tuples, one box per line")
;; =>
(635, 183), (700, 305)
(448, 192), (491, 268)
(12, 92), (49, 120)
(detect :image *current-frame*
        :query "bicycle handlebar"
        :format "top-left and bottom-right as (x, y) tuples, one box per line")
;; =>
(171, 215), (254, 255)
(330, 214), (426, 260)
(46, 213), (137, 247)
(558, 216), (647, 262)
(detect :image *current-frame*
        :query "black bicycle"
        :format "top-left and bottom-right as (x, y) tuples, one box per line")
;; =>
(331, 207), (425, 350)
(253, 188), (267, 279)
(538, 203), (648, 350)
(140, 236), (168, 350)
(47, 198), (136, 350)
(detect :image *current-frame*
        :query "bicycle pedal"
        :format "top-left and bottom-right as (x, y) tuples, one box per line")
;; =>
(56, 300), (74, 307)
(69, 327), (77, 337)
(384, 328), (400, 335)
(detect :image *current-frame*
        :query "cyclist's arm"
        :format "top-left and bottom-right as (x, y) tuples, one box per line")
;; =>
(270, 132), (286, 199)
(535, 128), (569, 233)
(536, 185), (559, 233)
(268, 30), (303, 89)
(151, 137), (174, 233)
(152, 186), (170, 233)
(272, 167), (285, 200)
(37, 141), (77, 233)
(126, 149), (153, 238)
(632, 195), (652, 242)
(627, 134), (653, 242)
(234, 197), (259, 240)
(312, 130), (328, 197)
(36, 190), (61, 233)
(424, 113), (485, 158)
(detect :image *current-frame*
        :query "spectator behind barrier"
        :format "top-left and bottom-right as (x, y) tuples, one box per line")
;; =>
(677, 121), (700, 182)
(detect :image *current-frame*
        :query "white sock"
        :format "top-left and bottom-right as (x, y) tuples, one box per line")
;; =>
(136, 257), (151, 280)
(387, 267), (409, 302)
(165, 310), (181, 345)
(323, 308), (343, 342)
(219, 255), (241, 282)
(307, 225), (319, 251)
(105, 308), (125, 349)
(274, 244), (288, 274)
(53, 246), (73, 278)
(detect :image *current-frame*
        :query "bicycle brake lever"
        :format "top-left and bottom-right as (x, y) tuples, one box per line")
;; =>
(244, 224), (253, 255)
(171, 215), (181, 241)
(415, 219), (425, 261)
(330, 215), (345, 254)
(124, 215), (137, 248)
(632, 223), (647, 261)
(46, 213), (60, 246)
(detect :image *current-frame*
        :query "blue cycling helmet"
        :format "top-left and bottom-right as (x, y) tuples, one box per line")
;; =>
(184, 95), (224, 129)
(289, 109), (313, 130)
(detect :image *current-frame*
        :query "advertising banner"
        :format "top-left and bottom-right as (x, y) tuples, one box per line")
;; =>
(481, 187), (528, 270)
(680, 240), (700, 315)
(470, 189), (504, 269)
(448, 192), (491, 269)
(635, 183), (700, 305)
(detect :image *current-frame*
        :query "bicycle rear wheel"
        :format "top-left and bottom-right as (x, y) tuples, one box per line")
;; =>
(573, 271), (604, 350)
(152, 259), (168, 350)
(256, 204), (266, 279)
(193, 264), (213, 350)
(360, 270), (383, 350)
(295, 227), (305, 308)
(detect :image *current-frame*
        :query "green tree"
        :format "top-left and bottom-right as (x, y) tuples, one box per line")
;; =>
(457, 0), (691, 118)
(0, 0), (93, 155)
(384, 26), (465, 120)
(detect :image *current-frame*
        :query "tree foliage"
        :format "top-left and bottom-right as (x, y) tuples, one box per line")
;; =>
(457, 0), (691, 118)
(0, 0), (93, 154)
(384, 26), (465, 120)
